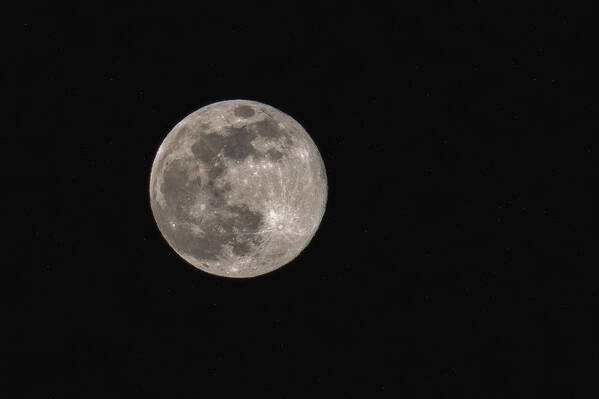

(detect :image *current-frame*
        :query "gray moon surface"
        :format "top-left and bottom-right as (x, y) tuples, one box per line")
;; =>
(149, 100), (327, 278)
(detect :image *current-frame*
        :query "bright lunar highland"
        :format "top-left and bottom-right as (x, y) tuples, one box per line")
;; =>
(149, 100), (327, 278)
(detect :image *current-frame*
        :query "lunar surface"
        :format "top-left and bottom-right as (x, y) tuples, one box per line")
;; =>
(149, 100), (327, 278)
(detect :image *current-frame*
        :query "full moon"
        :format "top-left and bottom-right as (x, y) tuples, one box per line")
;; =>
(149, 100), (327, 278)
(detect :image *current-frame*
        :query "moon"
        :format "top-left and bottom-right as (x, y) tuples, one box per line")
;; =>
(149, 100), (327, 278)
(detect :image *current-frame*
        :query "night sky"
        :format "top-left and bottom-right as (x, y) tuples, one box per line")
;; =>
(11, 2), (597, 396)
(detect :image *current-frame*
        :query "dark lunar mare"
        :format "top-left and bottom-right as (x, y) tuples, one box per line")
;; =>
(233, 105), (255, 118)
(158, 162), (265, 260)
(159, 120), (278, 261)
(161, 158), (196, 219)
(191, 125), (258, 163)
(191, 118), (291, 167)
(252, 118), (282, 139)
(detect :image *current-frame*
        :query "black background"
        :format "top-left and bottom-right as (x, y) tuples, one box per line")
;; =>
(11, 1), (597, 396)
